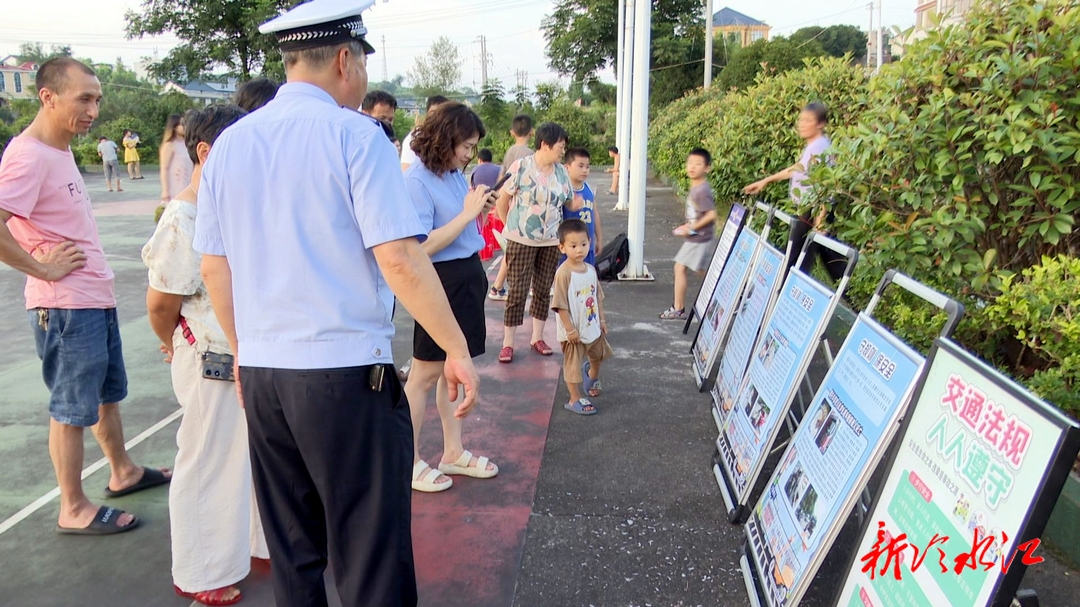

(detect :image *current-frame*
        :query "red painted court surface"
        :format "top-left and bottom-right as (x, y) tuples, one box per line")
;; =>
(0, 188), (563, 606)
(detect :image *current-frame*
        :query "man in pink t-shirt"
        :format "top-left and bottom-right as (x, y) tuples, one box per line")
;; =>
(0, 58), (170, 536)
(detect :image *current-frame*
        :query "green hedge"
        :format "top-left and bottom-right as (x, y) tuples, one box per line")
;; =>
(647, 0), (1080, 418)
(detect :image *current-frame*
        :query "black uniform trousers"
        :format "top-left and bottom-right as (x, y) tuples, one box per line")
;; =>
(243, 365), (417, 607)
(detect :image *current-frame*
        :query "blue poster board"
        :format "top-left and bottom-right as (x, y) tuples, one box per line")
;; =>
(692, 203), (748, 321)
(712, 243), (785, 431)
(692, 229), (760, 388)
(742, 315), (925, 607)
(716, 270), (834, 502)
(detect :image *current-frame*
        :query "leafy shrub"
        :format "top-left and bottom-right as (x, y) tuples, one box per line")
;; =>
(647, 0), (1080, 418)
(985, 255), (1080, 418)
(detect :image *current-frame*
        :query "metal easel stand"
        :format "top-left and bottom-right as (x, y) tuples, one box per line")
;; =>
(852, 269), (966, 528)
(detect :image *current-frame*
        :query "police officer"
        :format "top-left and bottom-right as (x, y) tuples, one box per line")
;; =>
(193, 1), (481, 605)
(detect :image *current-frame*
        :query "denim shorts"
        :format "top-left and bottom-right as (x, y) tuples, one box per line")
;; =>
(29, 308), (129, 427)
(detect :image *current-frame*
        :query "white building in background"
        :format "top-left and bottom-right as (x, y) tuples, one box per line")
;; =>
(162, 79), (238, 106)
(913, 0), (978, 37)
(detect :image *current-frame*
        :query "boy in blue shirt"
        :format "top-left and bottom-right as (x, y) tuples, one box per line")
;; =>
(561, 148), (603, 266)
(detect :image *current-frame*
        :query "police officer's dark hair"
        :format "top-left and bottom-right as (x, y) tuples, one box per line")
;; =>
(411, 101), (486, 176)
(689, 147), (712, 166)
(363, 90), (398, 112)
(803, 102), (829, 126)
(184, 104), (248, 165)
(510, 114), (533, 137)
(282, 40), (366, 70)
(35, 57), (95, 95)
(535, 122), (568, 150)
(234, 78), (279, 112)
(426, 95), (449, 111)
(477, 148), (493, 163)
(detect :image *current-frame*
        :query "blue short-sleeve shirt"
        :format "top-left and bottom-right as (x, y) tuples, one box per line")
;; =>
(193, 82), (426, 369)
(404, 161), (484, 264)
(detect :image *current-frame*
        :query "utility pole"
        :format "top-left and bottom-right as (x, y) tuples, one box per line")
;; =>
(615, 0), (626, 160)
(866, 3), (874, 68)
(381, 34), (388, 82)
(876, 0), (884, 72)
(477, 35), (489, 86)
(623, 0), (653, 280)
(703, 0), (714, 88)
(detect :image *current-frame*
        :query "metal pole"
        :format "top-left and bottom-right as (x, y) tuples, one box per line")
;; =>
(615, 0), (626, 158)
(615, 0), (635, 212)
(876, 0), (884, 71)
(704, 0), (714, 88)
(622, 0), (653, 280)
(866, 3), (874, 68)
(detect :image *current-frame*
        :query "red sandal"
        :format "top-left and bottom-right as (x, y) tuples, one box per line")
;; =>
(174, 585), (243, 606)
(530, 340), (553, 356)
(498, 346), (514, 363)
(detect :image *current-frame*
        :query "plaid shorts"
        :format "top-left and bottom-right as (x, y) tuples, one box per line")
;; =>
(503, 240), (560, 327)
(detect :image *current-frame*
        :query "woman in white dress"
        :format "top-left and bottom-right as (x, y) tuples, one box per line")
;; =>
(143, 105), (267, 607)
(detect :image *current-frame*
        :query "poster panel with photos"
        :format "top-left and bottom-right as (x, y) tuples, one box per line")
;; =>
(712, 243), (785, 426)
(716, 270), (833, 499)
(743, 315), (924, 607)
(693, 203), (748, 319)
(835, 339), (1080, 607)
(692, 229), (759, 384)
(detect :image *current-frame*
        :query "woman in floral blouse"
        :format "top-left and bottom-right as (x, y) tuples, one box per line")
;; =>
(494, 122), (572, 363)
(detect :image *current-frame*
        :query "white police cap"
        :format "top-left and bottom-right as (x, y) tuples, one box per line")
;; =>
(259, 0), (377, 54)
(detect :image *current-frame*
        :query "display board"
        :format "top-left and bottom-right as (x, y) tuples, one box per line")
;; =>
(715, 269), (836, 506)
(741, 315), (926, 607)
(834, 339), (1080, 607)
(688, 203), (748, 329)
(711, 242), (786, 432)
(691, 229), (759, 389)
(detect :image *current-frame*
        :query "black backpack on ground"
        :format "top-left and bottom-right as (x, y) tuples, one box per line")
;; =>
(595, 233), (630, 281)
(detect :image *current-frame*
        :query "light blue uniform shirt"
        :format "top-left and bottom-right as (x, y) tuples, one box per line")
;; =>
(404, 161), (484, 263)
(192, 82), (426, 369)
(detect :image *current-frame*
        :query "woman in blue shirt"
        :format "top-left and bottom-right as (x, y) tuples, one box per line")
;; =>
(404, 102), (499, 492)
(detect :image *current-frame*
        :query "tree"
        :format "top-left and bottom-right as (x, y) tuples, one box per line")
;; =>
(791, 25), (867, 61)
(534, 81), (565, 113)
(716, 37), (826, 91)
(477, 79), (510, 136)
(512, 83), (531, 110)
(16, 42), (72, 64)
(408, 36), (462, 96)
(542, 0), (699, 82)
(125, 0), (294, 82)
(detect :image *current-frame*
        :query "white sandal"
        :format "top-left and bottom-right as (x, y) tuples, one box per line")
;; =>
(438, 450), (499, 479)
(412, 460), (452, 492)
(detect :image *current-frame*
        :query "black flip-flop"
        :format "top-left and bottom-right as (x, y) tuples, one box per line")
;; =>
(104, 467), (171, 498)
(55, 506), (140, 536)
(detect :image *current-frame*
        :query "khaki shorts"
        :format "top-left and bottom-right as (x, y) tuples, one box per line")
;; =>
(561, 335), (614, 384)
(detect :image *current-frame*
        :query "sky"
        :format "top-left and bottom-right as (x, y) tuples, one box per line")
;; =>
(0, 0), (916, 88)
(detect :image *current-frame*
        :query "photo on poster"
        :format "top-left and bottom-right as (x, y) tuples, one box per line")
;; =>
(814, 413), (840, 455)
(783, 463), (810, 508)
(795, 484), (820, 544)
(809, 401), (831, 434)
(748, 398), (771, 438)
(757, 332), (780, 370)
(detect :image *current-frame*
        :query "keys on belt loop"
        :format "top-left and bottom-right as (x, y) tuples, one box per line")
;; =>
(37, 309), (49, 331)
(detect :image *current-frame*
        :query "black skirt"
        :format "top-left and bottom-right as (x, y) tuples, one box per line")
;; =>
(413, 254), (488, 361)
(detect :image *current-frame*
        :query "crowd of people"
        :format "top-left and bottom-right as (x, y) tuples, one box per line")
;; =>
(0, 1), (839, 606)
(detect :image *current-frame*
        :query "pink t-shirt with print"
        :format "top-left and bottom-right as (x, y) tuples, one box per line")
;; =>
(0, 135), (116, 309)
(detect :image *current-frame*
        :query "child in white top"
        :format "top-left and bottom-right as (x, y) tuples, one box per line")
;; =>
(551, 219), (614, 415)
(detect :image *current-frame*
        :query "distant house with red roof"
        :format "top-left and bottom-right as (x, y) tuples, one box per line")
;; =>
(0, 56), (38, 102)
